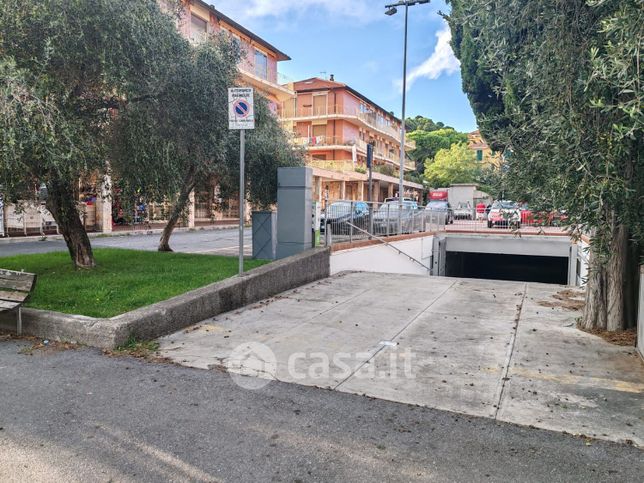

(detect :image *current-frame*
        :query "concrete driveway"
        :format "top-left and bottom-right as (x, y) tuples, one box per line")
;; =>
(158, 272), (644, 447)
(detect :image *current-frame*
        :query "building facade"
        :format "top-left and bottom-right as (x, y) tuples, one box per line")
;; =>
(468, 130), (502, 167)
(280, 77), (423, 203)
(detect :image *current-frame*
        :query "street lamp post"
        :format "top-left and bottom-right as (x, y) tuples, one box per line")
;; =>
(385, 0), (430, 233)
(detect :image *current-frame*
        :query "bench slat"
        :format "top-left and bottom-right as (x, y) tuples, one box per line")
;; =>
(0, 277), (34, 292)
(0, 269), (36, 292)
(0, 290), (28, 302)
(0, 269), (36, 281)
(0, 300), (21, 311)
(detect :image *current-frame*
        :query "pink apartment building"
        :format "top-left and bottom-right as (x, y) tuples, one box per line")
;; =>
(281, 77), (423, 203)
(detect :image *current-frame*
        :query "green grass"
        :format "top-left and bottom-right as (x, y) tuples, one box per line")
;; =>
(0, 248), (268, 318)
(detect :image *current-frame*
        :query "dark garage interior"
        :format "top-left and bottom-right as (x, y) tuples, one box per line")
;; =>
(445, 251), (569, 284)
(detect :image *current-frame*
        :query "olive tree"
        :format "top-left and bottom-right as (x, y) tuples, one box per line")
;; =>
(0, 0), (188, 267)
(111, 35), (302, 252)
(446, 0), (642, 331)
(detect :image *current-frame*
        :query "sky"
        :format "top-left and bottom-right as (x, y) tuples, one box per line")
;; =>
(211, 0), (477, 133)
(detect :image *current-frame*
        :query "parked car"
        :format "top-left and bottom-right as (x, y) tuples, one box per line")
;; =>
(425, 200), (454, 224)
(453, 202), (473, 220)
(519, 203), (534, 225)
(372, 200), (420, 235)
(321, 201), (370, 234)
(487, 200), (521, 228)
(519, 204), (569, 226)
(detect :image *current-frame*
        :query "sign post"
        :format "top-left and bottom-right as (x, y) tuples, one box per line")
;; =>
(228, 87), (255, 275)
(0, 194), (4, 237)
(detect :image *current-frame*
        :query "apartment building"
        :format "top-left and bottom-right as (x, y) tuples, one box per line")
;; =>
(178, 0), (294, 113)
(281, 77), (423, 203)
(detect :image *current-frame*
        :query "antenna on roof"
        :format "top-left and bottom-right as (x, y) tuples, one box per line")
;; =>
(319, 71), (327, 80)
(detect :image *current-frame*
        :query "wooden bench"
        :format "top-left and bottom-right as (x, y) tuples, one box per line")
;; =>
(0, 269), (37, 335)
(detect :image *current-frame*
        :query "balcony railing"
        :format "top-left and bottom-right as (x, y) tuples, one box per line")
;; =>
(307, 159), (357, 172)
(305, 157), (416, 175)
(293, 136), (360, 148)
(294, 135), (415, 171)
(281, 104), (414, 147)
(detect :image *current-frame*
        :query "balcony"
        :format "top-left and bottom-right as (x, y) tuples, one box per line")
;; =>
(237, 56), (294, 101)
(305, 159), (422, 188)
(281, 104), (415, 149)
(307, 159), (357, 173)
(293, 135), (415, 171)
(293, 135), (361, 149)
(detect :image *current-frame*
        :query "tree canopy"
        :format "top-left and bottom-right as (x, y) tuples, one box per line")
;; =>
(111, 33), (302, 252)
(424, 143), (479, 187)
(408, 128), (469, 173)
(0, 0), (189, 267)
(446, 0), (643, 331)
(405, 115), (450, 132)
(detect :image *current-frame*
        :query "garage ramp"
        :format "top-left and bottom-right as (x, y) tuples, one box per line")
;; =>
(157, 272), (643, 447)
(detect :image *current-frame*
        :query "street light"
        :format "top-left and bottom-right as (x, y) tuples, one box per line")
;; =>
(385, 0), (430, 233)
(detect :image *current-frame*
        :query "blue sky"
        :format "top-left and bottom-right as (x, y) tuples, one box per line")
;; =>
(212, 0), (477, 133)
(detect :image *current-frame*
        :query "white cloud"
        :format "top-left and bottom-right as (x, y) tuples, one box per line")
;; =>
(212, 0), (381, 24)
(403, 23), (460, 90)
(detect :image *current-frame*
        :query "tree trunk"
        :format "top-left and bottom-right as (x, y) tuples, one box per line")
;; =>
(605, 224), (628, 331)
(580, 245), (607, 331)
(580, 225), (631, 332)
(158, 175), (196, 252)
(46, 180), (96, 269)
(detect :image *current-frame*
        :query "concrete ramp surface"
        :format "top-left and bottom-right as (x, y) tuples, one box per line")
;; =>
(157, 272), (643, 447)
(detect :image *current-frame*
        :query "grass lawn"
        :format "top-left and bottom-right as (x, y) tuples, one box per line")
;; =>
(0, 248), (268, 318)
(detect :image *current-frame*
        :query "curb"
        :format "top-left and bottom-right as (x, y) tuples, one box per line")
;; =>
(0, 248), (330, 349)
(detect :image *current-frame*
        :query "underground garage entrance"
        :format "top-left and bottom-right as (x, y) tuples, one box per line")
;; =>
(431, 234), (577, 286)
(445, 251), (569, 284)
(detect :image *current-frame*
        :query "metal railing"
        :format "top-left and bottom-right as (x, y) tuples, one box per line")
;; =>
(280, 104), (415, 149)
(308, 159), (357, 172)
(445, 205), (570, 235)
(321, 200), (446, 245)
(293, 135), (414, 170)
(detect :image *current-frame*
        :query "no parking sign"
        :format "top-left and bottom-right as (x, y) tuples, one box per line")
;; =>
(228, 87), (255, 130)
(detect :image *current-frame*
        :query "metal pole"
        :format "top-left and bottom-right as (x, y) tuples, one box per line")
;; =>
(239, 129), (245, 275)
(398, 3), (409, 235)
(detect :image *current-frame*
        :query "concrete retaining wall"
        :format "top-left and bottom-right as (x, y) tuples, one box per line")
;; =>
(331, 236), (433, 276)
(0, 248), (330, 349)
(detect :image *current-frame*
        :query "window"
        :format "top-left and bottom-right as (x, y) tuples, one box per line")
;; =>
(476, 149), (483, 161)
(254, 50), (268, 79)
(312, 124), (326, 138)
(190, 14), (208, 43)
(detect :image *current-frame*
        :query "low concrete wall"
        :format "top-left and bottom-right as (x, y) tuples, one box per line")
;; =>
(0, 248), (330, 349)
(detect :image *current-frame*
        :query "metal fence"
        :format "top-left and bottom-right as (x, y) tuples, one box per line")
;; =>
(321, 200), (570, 245)
(445, 206), (570, 235)
(321, 200), (447, 245)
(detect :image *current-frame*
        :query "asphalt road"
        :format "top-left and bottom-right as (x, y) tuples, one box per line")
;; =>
(0, 338), (641, 482)
(0, 228), (252, 257)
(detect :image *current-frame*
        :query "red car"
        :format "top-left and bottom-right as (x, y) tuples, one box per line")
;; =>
(519, 205), (569, 226)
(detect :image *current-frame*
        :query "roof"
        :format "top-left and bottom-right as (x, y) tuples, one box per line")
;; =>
(292, 77), (402, 124)
(194, 1), (291, 61)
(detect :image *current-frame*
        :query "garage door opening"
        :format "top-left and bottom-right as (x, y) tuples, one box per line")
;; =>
(445, 251), (568, 284)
